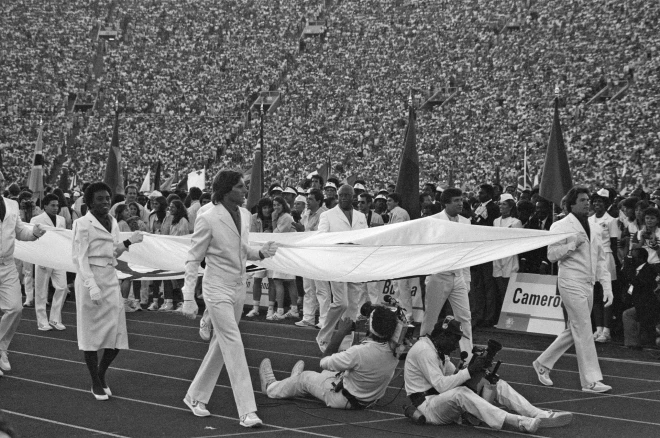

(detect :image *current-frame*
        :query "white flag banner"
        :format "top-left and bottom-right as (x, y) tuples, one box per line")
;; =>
(187, 169), (206, 190)
(14, 215), (575, 283)
(139, 169), (151, 193)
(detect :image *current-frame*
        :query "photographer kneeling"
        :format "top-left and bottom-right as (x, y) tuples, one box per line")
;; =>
(260, 306), (399, 409)
(404, 317), (572, 433)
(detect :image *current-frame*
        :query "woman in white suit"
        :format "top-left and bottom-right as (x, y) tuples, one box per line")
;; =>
(72, 182), (143, 401)
(181, 170), (277, 428)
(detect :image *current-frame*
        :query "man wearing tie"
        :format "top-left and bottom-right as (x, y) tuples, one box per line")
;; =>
(533, 187), (613, 393)
(316, 184), (368, 352)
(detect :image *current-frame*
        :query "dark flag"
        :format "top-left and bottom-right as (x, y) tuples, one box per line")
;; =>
(246, 141), (263, 211)
(93, 41), (104, 79)
(395, 105), (420, 219)
(539, 97), (572, 206)
(28, 126), (45, 197)
(59, 166), (69, 191)
(318, 161), (331, 184)
(153, 159), (162, 193)
(176, 174), (188, 192)
(103, 111), (125, 196)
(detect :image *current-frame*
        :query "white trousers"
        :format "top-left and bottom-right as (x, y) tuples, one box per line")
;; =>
(316, 282), (360, 348)
(420, 381), (542, 429)
(301, 277), (319, 324)
(0, 261), (23, 352)
(19, 260), (34, 302)
(34, 265), (67, 327)
(422, 273), (473, 356)
(267, 370), (352, 409)
(314, 280), (331, 328)
(186, 282), (256, 416)
(537, 278), (603, 387)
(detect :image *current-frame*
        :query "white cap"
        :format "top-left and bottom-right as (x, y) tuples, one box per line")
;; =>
(324, 182), (337, 189)
(499, 193), (515, 202)
(596, 188), (609, 198)
(295, 195), (306, 203)
(270, 186), (283, 193)
(353, 183), (366, 191)
(375, 194), (387, 201)
(149, 190), (162, 198)
(283, 187), (298, 195)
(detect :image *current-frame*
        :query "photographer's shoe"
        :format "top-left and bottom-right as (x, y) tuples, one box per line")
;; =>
(582, 381), (611, 393)
(239, 412), (262, 428)
(291, 360), (305, 378)
(259, 358), (276, 394)
(533, 360), (553, 386)
(518, 417), (541, 433)
(537, 410), (573, 428)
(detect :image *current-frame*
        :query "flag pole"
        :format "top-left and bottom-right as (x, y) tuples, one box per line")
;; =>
(260, 103), (265, 196)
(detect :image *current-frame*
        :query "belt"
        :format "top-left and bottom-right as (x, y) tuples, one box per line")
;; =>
(341, 388), (372, 410)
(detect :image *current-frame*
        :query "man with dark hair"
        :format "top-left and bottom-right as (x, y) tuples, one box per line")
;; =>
(471, 183), (500, 327)
(357, 193), (384, 228)
(310, 174), (324, 190)
(296, 189), (329, 328)
(520, 198), (553, 274)
(109, 184), (149, 223)
(534, 187), (613, 393)
(29, 193), (68, 331)
(386, 193), (410, 223)
(187, 186), (203, 232)
(404, 316), (571, 432)
(0, 171), (47, 375)
(422, 188), (473, 356)
(261, 306), (400, 409)
(181, 170), (278, 427)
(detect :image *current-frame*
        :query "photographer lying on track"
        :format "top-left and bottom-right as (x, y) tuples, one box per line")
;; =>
(404, 316), (573, 433)
(259, 306), (400, 409)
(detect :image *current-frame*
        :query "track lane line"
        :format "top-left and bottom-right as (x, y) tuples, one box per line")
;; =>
(2, 375), (343, 438)
(2, 409), (130, 438)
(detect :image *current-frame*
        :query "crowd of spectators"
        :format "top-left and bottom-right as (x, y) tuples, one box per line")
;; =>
(1, 0), (659, 194)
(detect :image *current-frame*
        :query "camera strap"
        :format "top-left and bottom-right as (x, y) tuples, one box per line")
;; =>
(409, 387), (439, 408)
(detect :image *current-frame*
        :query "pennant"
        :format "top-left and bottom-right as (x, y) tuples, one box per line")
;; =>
(28, 126), (45, 196)
(103, 112), (125, 196)
(160, 175), (175, 192)
(246, 140), (263, 210)
(539, 98), (572, 206)
(176, 174), (188, 191)
(153, 159), (161, 193)
(139, 169), (151, 193)
(394, 105), (421, 219)
(187, 169), (206, 190)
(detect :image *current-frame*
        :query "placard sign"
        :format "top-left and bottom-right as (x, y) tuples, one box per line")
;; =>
(496, 273), (565, 335)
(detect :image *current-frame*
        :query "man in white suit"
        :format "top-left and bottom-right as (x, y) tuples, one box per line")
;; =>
(316, 184), (368, 352)
(181, 170), (277, 427)
(534, 187), (613, 393)
(421, 188), (474, 358)
(30, 194), (68, 331)
(0, 171), (46, 375)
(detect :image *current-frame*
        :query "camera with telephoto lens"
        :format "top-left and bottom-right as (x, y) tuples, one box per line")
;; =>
(359, 296), (414, 348)
(462, 339), (503, 393)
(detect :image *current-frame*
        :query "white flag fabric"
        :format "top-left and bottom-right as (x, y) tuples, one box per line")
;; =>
(139, 169), (151, 193)
(187, 169), (206, 190)
(14, 215), (575, 283)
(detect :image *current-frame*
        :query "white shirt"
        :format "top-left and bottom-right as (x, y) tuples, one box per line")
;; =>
(493, 216), (523, 277)
(404, 337), (470, 396)
(588, 212), (620, 254)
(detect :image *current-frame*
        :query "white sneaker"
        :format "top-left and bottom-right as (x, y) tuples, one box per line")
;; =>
(265, 309), (274, 320)
(184, 394), (210, 417)
(159, 301), (174, 311)
(582, 381), (612, 393)
(259, 358), (276, 393)
(294, 320), (316, 328)
(246, 308), (260, 317)
(124, 300), (136, 312)
(533, 360), (553, 386)
(0, 352), (11, 372)
(291, 360), (305, 378)
(147, 302), (159, 311)
(518, 417), (541, 433)
(537, 410), (573, 428)
(199, 319), (212, 342)
(131, 300), (143, 311)
(49, 321), (66, 331)
(283, 309), (300, 319)
(269, 312), (286, 321)
(595, 333), (611, 343)
(239, 412), (263, 428)
(38, 323), (53, 331)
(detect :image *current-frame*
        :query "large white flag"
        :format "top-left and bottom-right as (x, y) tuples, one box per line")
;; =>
(187, 169), (206, 190)
(14, 215), (575, 282)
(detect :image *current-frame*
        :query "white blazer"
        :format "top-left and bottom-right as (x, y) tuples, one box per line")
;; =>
(318, 206), (368, 232)
(548, 213), (611, 294)
(30, 211), (66, 230)
(0, 196), (37, 260)
(183, 203), (260, 298)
